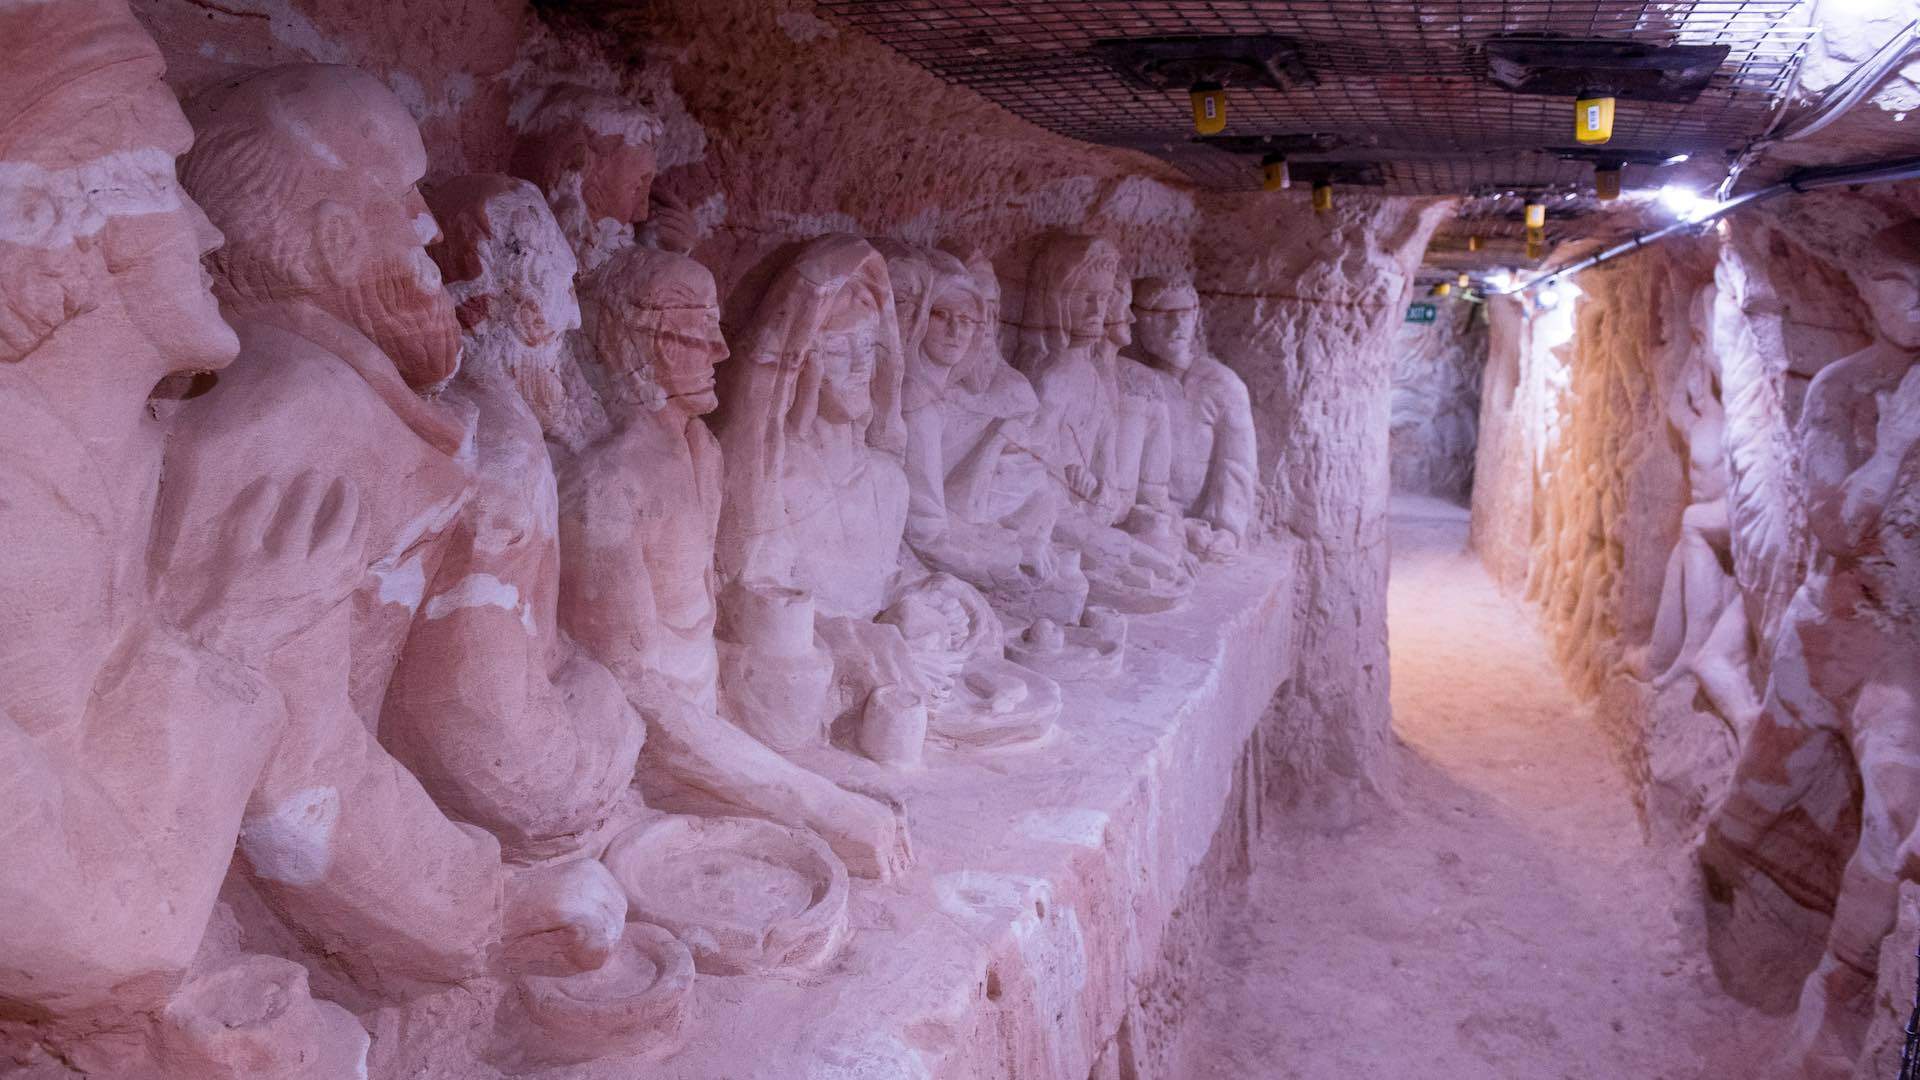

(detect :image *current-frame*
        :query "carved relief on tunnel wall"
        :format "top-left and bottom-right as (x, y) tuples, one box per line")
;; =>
(0, 1), (1365, 1074)
(1471, 190), (1920, 1079)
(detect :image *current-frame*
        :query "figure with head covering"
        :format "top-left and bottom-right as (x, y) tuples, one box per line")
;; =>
(556, 241), (909, 881)
(716, 234), (910, 619)
(1702, 220), (1920, 1076)
(715, 236), (1057, 764)
(0, 5), (369, 1074)
(161, 63), (624, 1010)
(882, 241), (1088, 623)
(1016, 234), (1193, 612)
(1130, 275), (1259, 555)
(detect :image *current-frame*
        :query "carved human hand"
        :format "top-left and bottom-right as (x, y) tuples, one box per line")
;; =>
(501, 858), (627, 977)
(644, 190), (700, 256)
(1064, 464), (1101, 503)
(178, 472), (367, 667)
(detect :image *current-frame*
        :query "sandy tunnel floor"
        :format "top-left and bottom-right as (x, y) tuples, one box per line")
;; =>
(1169, 495), (1771, 1079)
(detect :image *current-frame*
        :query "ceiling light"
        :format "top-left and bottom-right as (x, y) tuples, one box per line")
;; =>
(1537, 283), (1562, 309)
(1575, 93), (1616, 144)
(1595, 164), (1622, 201)
(1312, 180), (1333, 214)
(1190, 81), (1227, 134)
(1262, 153), (1290, 191)
(1658, 184), (1715, 221)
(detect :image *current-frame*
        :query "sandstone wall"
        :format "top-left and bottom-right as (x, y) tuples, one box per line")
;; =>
(1469, 181), (1920, 1076)
(1197, 197), (1452, 818)
(1389, 302), (1488, 502)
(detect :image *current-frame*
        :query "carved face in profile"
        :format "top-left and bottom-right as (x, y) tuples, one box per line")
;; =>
(923, 277), (984, 371)
(1860, 223), (1920, 351)
(431, 175), (582, 418)
(654, 285), (728, 417)
(813, 283), (884, 424)
(590, 247), (727, 417)
(182, 65), (461, 389)
(0, 12), (236, 375)
(1105, 275), (1134, 351)
(326, 112), (459, 386)
(581, 135), (657, 231)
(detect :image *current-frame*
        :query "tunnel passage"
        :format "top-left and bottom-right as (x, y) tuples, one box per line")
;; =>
(0, 1), (1916, 1078)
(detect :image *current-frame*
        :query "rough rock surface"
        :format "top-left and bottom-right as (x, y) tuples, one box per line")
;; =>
(1471, 182), (1920, 1077)
(1198, 196), (1453, 819)
(1389, 304), (1487, 502)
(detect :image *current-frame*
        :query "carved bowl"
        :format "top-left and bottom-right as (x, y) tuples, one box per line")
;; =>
(602, 815), (850, 976)
(508, 921), (695, 1066)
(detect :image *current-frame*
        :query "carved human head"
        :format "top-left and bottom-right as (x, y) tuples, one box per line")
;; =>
(428, 174), (580, 418)
(923, 260), (988, 372)
(1132, 276), (1201, 372)
(1858, 220), (1920, 351)
(510, 85), (663, 263)
(584, 246), (727, 417)
(181, 64), (460, 389)
(813, 274), (889, 424)
(0, 0), (235, 378)
(1025, 234), (1120, 347)
(881, 243), (982, 374)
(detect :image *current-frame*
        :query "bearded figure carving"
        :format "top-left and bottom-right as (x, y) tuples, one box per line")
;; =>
(0, 8), (370, 1076)
(556, 242), (911, 883)
(1129, 276), (1260, 556)
(378, 174), (644, 863)
(163, 63), (623, 1011)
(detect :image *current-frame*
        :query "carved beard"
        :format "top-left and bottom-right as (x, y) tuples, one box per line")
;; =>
(340, 253), (461, 389)
(514, 351), (569, 433)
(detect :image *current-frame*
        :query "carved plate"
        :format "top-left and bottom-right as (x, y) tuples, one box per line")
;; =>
(602, 815), (850, 977)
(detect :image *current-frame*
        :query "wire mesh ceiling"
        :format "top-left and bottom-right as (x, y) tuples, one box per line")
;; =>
(812, 0), (1813, 202)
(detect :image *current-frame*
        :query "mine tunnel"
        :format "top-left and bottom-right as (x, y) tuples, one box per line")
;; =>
(3, 0), (1918, 1077)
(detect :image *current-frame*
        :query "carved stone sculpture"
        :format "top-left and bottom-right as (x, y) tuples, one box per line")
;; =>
(716, 234), (911, 620)
(509, 84), (665, 273)
(0, 7), (367, 1074)
(165, 63), (619, 1006)
(1016, 234), (1192, 613)
(508, 84), (699, 456)
(1636, 360), (1761, 732)
(883, 241), (1087, 624)
(1130, 276), (1260, 554)
(1702, 221), (1920, 1078)
(716, 236), (1064, 762)
(379, 173), (643, 863)
(553, 242), (909, 884)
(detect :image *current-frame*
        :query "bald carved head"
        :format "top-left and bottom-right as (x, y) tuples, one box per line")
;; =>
(181, 64), (460, 389)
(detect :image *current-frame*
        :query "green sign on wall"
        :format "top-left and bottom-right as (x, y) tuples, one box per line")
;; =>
(1406, 302), (1438, 324)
